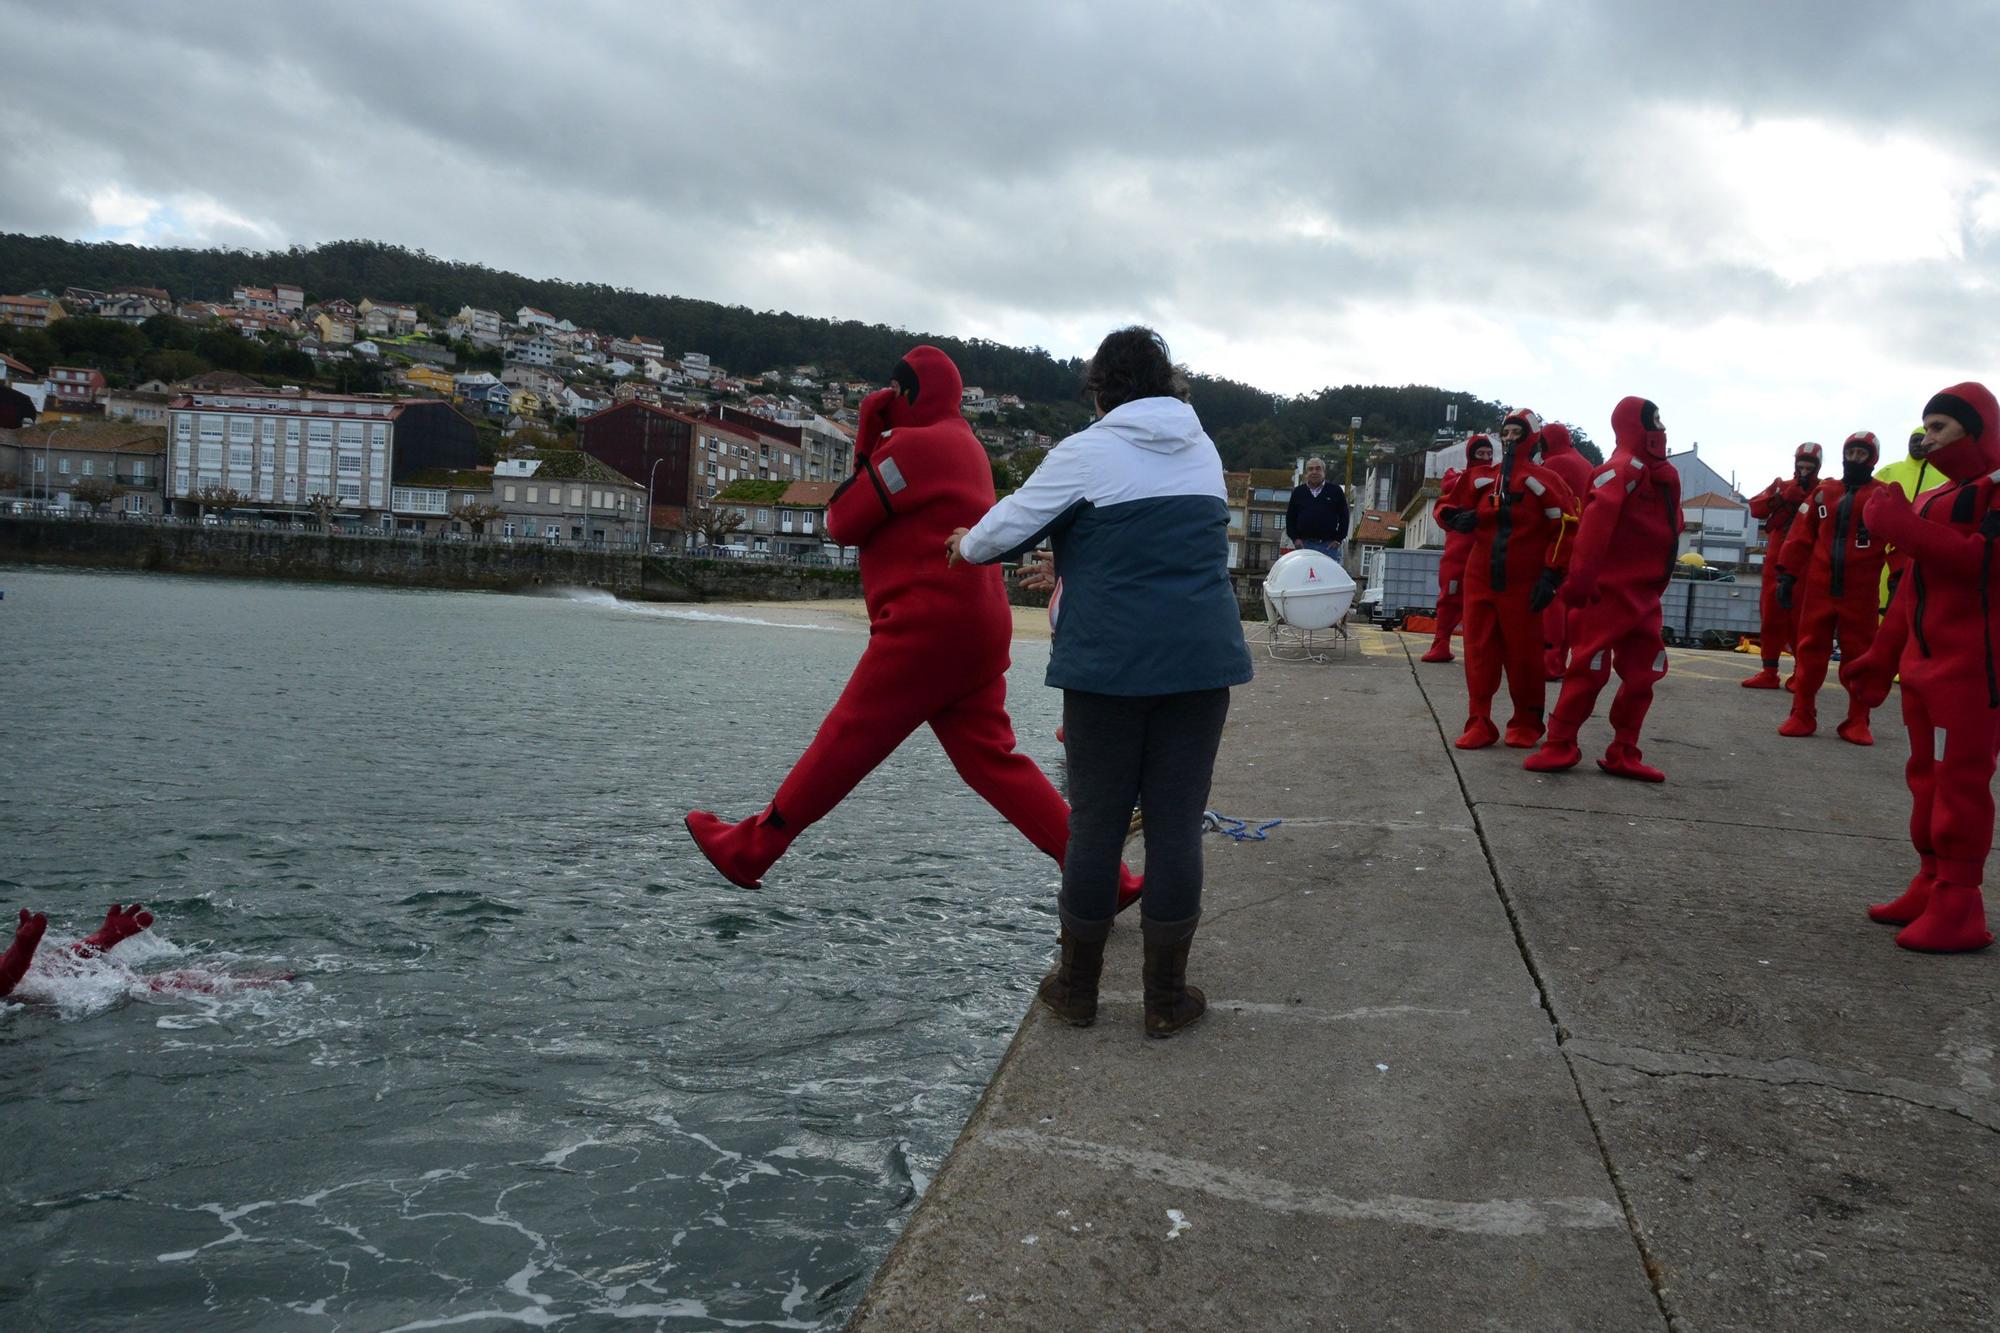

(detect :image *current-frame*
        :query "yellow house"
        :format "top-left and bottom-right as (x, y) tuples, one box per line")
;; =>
(312, 311), (355, 344)
(400, 365), (455, 394)
(508, 387), (544, 417)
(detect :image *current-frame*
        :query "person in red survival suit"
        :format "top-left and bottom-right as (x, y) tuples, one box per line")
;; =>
(684, 345), (1138, 905)
(1775, 431), (1889, 744)
(1419, 436), (1494, 664)
(1741, 443), (1824, 689)
(2, 904), (292, 998)
(1524, 397), (1682, 781)
(1840, 383), (2000, 953)
(1532, 422), (1595, 679)
(1438, 409), (1580, 749)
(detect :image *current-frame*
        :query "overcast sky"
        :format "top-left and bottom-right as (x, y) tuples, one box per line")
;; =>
(5, 0), (1998, 486)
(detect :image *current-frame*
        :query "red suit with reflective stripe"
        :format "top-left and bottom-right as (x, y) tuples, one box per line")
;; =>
(684, 345), (1076, 889)
(1526, 397), (1681, 781)
(1745, 455), (1817, 677)
(1777, 436), (1888, 740)
(1533, 424), (1595, 678)
(1842, 381), (2000, 953)
(1422, 464), (1477, 662)
(1443, 441), (1578, 747)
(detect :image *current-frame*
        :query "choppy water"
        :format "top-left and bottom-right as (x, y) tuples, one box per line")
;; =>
(0, 568), (1068, 1330)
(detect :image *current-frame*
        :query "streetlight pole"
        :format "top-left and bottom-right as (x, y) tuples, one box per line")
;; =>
(43, 424), (66, 509)
(644, 454), (663, 552)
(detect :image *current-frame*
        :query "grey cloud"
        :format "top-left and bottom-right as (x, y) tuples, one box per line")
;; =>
(2, 0), (1996, 390)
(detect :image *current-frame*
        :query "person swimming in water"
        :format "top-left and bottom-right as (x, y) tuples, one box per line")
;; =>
(1, 903), (291, 999)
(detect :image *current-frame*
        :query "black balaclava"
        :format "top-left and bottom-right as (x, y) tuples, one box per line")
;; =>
(1840, 431), (1880, 488)
(1793, 441), (1822, 487)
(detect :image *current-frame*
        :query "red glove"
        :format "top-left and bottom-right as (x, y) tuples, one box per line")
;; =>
(1839, 654), (1894, 710)
(1863, 482), (1914, 545)
(1561, 562), (1599, 607)
(855, 388), (897, 460)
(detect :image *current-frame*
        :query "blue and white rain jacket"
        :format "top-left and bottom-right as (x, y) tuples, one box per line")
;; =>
(960, 396), (1253, 696)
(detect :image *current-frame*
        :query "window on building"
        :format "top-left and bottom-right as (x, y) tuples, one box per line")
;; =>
(81, 459), (94, 476)
(260, 446), (275, 468)
(283, 478), (298, 501)
(57, 458), (70, 475)
(337, 454), (362, 474)
(285, 420), (300, 443)
(229, 417), (254, 442)
(757, 508), (770, 526)
(526, 486), (539, 503)
(336, 479), (362, 502)
(504, 485), (517, 502)
(124, 494), (146, 514)
(261, 418), (277, 444)
(566, 487), (581, 506)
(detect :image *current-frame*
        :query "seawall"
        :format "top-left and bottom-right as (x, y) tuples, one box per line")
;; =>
(0, 515), (1276, 616)
(0, 515), (861, 603)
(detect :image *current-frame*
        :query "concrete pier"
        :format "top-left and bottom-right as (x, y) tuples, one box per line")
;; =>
(851, 628), (1999, 1330)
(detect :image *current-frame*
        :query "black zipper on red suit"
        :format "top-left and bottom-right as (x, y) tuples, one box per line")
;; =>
(1488, 446), (1516, 591)
(1829, 484), (1855, 598)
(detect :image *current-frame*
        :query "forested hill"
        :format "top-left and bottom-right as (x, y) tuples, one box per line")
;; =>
(0, 232), (1511, 466)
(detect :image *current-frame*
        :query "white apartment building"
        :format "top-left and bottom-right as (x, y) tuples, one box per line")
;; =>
(165, 390), (480, 525)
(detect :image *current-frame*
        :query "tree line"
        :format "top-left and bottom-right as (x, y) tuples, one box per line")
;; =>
(0, 233), (1563, 467)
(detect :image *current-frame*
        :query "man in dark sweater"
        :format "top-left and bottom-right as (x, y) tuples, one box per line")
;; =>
(1285, 456), (1349, 559)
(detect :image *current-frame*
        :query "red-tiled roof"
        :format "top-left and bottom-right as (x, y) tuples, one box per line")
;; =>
(1682, 490), (1744, 509)
(1353, 509), (1404, 544)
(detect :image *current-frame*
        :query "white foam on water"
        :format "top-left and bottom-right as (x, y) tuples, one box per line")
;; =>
(552, 585), (852, 633)
(6, 928), (300, 1024)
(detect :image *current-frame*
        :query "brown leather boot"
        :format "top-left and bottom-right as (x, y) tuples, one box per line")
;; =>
(1141, 912), (1206, 1038)
(1037, 910), (1110, 1026)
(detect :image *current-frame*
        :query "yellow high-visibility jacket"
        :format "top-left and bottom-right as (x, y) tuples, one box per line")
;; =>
(1874, 453), (1949, 610)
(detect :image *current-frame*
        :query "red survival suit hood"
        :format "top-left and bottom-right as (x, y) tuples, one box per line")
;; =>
(1540, 422), (1579, 461)
(1611, 396), (1670, 464)
(1920, 381), (2000, 482)
(885, 344), (965, 430)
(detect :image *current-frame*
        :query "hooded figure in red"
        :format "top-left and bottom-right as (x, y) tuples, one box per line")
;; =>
(1841, 382), (2000, 953)
(685, 346), (1136, 903)
(1742, 443), (1823, 689)
(1438, 409), (1580, 748)
(1525, 397), (1682, 781)
(1775, 430), (1888, 743)
(1420, 436), (1493, 664)
(1532, 422), (1595, 679)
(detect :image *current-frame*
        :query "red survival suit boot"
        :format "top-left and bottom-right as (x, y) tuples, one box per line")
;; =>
(1868, 856), (1937, 925)
(1502, 711), (1545, 749)
(1, 909), (49, 996)
(1740, 665), (1782, 689)
(1895, 868), (1993, 953)
(1597, 740), (1666, 783)
(1455, 713), (1500, 750)
(1835, 698), (1874, 746)
(1419, 639), (1456, 663)
(685, 806), (795, 890)
(1523, 714), (1581, 772)
(1777, 700), (1816, 738)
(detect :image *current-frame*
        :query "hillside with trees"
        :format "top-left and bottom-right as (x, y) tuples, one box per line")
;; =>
(0, 233), (1563, 467)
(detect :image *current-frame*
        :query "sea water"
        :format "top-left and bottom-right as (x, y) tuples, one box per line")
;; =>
(0, 567), (1066, 1329)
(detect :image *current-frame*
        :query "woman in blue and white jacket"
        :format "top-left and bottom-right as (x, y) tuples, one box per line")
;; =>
(947, 326), (1252, 1038)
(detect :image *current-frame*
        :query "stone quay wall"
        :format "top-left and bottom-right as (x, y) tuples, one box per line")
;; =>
(0, 515), (1271, 615)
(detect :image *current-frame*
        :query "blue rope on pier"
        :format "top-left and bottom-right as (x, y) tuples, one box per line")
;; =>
(1202, 811), (1282, 841)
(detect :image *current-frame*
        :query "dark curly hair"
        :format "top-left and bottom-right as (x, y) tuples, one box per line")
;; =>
(1083, 325), (1189, 413)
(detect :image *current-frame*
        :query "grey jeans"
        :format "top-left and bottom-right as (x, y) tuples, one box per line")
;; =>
(1061, 688), (1232, 926)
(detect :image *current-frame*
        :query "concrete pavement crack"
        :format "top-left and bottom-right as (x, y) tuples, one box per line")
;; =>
(1472, 798), (1904, 842)
(1561, 1039), (2000, 1134)
(1393, 632), (1680, 1332)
